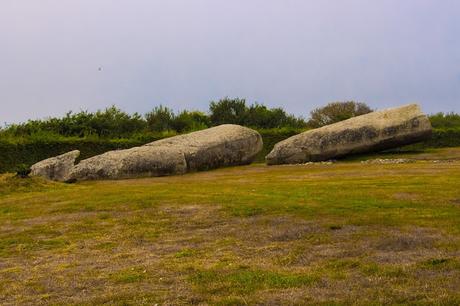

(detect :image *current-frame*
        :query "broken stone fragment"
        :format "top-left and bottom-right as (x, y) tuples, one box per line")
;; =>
(30, 124), (263, 181)
(68, 146), (188, 181)
(30, 150), (80, 181)
(68, 124), (262, 181)
(266, 104), (432, 165)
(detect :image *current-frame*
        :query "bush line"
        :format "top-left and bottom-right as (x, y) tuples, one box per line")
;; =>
(1, 128), (459, 173)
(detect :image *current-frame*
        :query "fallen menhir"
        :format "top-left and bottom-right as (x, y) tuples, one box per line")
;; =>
(266, 104), (432, 165)
(30, 124), (263, 181)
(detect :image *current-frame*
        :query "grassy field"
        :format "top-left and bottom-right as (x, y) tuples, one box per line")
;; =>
(1, 148), (460, 305)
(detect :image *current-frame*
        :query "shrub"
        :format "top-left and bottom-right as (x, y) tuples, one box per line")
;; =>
(429, 112), (460, 129)
(307, 101), (373, 128)
(209, 98), (306, 129)
(1, 98), (309, 138)
(15, 164), (31, 178)
(209, 98), (247, 126)
(244, 104), (306, 129)
(171, 111), (210, 133)
(2, 107), (147, 138)
(145, 105), (175, 132)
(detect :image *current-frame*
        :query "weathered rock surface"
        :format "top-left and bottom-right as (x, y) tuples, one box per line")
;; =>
(144, 124), (263, 171)
(47, 124), (262, 181)
(30, 150), (80, 181)
(266, 104), (432, 165)
(68, 146), (188, 181)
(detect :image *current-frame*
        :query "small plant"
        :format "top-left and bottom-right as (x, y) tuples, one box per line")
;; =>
(15, 164), (31, 178)
(174, 248), (197, 258)
(424, 258), (450, 267)
(110, 268), (146, 283)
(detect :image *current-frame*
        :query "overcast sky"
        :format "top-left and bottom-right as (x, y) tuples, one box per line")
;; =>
(1, 0), (459, 124)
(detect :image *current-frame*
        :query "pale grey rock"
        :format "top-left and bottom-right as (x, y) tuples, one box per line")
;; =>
(67, 124), (262, 181)
(30, 150), (80, 181)
(145, 124), (263, 171)
(68, 146), (187, 181)
(266, 104), (432, 165)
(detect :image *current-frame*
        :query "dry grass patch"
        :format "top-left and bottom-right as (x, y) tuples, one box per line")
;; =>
(1, 147), (460, 304)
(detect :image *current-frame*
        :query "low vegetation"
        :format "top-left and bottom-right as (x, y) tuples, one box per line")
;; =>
(0, 98), (307, 140)
(1, 99), (459, 173)
(1, 148), (459, 304)
(3, 100), (458, 140)
(307, 101), (373, 128)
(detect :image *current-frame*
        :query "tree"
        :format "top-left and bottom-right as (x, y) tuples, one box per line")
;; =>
(209, 98), (247, 126)
(208, 98), (306, 129)
(307, 101), (373, 128)
(428, 112), (460, 129)
(171, 110), (210, 133)
(243, 104), (306, 129)
(89, 106), (146, 137)
(145, 105), (174, 132)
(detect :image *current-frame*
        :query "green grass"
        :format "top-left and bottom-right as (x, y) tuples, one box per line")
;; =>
(0, 147), (459, 304)
(189, 268), (318, 295)
(110, 268), (147, 284)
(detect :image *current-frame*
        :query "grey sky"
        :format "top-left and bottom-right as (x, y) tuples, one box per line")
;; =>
(1, 0), (459, 124)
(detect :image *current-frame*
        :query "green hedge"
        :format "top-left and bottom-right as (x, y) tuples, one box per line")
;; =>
(422, 128), (460, 148)
(0, 138), (161, 174)
(254, 128), (305, 162)
(1, 128), (459, 173)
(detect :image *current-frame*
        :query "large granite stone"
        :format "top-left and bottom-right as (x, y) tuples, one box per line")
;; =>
(68, 146), (188, 181)
(33, 124), (262, 181)
(144, 124), (263, 172)
(30, 150), (80, 181)
(266, 104), (432, 165)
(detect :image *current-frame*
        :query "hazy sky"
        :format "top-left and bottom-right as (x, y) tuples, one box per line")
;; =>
(1, 0), (459, 124)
